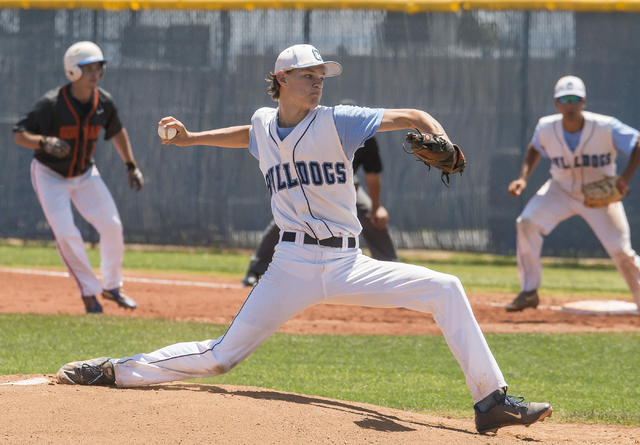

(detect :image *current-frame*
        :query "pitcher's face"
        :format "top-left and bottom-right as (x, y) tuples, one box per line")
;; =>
(279, 65), (326, 110)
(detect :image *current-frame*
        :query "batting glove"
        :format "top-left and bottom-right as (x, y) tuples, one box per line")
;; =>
(126, 161), (144, 192)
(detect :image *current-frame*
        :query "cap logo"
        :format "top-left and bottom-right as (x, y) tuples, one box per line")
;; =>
(312, 49), (322, 62)
(566, 82), (573, 89)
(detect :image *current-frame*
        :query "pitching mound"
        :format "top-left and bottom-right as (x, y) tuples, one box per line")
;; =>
(2, 374), (640, 444)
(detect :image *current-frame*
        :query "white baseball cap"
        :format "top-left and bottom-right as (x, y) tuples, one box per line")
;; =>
(274, 44), (342, 77)
(554, 75), (586, 98)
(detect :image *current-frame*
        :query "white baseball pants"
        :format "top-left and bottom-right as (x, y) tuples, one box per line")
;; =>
(517, 179), (640, 305)
(114, 235), (506, 403)
(30, 159), (124, 297)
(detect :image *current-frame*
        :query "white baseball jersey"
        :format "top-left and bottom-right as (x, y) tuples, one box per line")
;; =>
(516, 111), (640, 301)
(533, 111), (637, 199)
(251, 106), (359, 239)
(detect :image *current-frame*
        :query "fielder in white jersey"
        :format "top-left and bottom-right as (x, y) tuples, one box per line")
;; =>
(57, 44), (552, 434)
(506, 75), (640, 312)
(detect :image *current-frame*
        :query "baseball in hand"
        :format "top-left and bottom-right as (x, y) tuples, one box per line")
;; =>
(158, 125), (178, 140)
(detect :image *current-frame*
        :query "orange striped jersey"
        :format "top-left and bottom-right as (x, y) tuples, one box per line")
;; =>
(14, 84), (122, 178)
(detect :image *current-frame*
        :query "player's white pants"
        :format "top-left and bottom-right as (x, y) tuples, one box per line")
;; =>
(30, 159), (124, 297)
(114, 238), (506, 403)
(517, 179), (640, 305)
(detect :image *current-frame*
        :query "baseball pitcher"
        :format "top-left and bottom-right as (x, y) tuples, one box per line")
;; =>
(57, 44), (552, 434)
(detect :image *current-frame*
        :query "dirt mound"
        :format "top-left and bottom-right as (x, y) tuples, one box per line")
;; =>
(2, 374), (639, 444)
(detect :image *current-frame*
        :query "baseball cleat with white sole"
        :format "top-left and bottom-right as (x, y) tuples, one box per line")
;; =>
(475, 390), (552, 434)
(57, 357), (116, 386)
(102, 288), (137, 309)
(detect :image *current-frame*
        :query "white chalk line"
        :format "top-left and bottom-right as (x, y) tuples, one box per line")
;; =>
(0, 267), (244, 290)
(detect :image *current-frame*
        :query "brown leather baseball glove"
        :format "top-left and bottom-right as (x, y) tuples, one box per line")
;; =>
(582, 175), (629, 208)
(403, 129), (466, 185)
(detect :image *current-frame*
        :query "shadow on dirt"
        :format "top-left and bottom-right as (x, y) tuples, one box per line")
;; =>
(131, 382), (478, 436)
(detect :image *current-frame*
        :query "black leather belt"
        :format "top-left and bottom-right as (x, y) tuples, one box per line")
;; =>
(282, 231), (356, 248)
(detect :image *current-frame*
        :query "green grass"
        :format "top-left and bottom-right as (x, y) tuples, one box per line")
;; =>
(1, 313), (639, 426)
(1, 243), (637, 426)
(0, 243), (250, 278)
(406, 262), (629, 297)
(0, 243), (631, 297)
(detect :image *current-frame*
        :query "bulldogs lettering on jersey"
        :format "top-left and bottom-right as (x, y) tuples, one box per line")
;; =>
(550, 153), (612, 170)
(264, 161), (347, 195)
(537, 111), (618, 197)
(251, 106), (360, 239)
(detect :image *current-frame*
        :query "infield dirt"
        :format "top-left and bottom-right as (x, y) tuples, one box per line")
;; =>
(2, 268), (640, 444)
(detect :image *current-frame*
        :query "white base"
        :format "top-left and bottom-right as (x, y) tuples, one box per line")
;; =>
(1, 377), (49, 386)
(561, 300), (639, 316)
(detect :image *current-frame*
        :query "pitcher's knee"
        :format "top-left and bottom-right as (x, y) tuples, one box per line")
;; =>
(439, 274), (466, 298)
(210, 360), (238, 375)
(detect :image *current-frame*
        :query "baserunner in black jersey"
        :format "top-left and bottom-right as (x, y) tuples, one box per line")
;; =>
(14, 41), (143, 313)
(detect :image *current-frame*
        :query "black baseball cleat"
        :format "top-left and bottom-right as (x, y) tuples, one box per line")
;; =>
(506, 290), (539, 312)
(241, 272), (258, 288)
(102, 288), (137, 309)
(82, 296), (103, 314)
(475, 390), (552, 434)
(57, 357), (116, 386)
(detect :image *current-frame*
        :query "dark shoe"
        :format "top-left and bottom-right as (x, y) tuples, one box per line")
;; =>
(57, 357), (116, 386)
(102, 288), (137, 309)
(475, 390), (552, 434)
(82, 296), (103, 314)
(506, 290), (539, 312)
(241, 272), (258, 287)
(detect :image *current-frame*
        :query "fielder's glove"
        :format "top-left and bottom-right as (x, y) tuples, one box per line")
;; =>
(126, 161), (144, 192)
(582, 175), (628, 208)
(403, 129), (467, 185)
(39, 136), (71, 159)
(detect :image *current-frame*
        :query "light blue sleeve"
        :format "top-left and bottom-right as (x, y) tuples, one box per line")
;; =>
(530, 123), (548, 158)
(610, 118), (639, 154)
(332, 105), (385, 159)
(248, 124), (259, 160)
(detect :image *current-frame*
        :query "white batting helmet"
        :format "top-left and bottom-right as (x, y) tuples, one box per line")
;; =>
(63, 41), (106, 82)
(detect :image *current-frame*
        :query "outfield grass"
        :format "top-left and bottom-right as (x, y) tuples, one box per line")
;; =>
(1, 313), (638, 426)
(0, 243), (631, 297)
(0, 244), (249, 278)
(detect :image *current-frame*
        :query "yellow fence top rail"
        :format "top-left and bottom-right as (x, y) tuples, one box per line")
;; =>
(2, 0), (640, 11)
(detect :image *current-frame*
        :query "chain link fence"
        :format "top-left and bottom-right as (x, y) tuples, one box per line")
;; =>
(1, 9), (639, 256)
